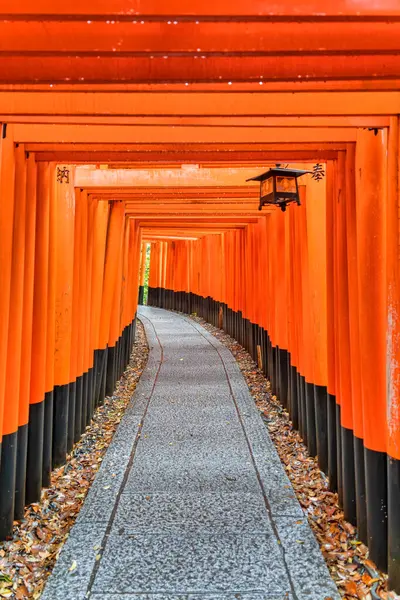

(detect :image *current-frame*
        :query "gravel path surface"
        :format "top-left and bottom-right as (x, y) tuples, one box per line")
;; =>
(40, 307), (339, 600)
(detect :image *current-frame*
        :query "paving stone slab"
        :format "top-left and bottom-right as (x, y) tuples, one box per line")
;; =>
(139, 417), (247, 444)
(274, 516), (341, 600)
(40, 522), (108, 600)
(76, 473), (123, 523)
(114, 491), (271, 534)
(90, 596), (188, 600)
(92, 533), (290, 595)
(189, 595), (293, 600)
(141, 404), (237, 427)
(126, 461), (260, 494)
(90, 594), (292, 600)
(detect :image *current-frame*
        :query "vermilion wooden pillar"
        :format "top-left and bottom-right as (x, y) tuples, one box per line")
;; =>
(28, 162), (50, 499)
(53, 165), (75, 468)
(335, 150), (357, 525)
(77, 189), (89, 430)
(345, 143), (366, 542)
(42, 164), (56, 486)
(326, 160), (338, 493)
(91, 201), (110, 408)
(99, 201), (125, 397)
(0, 126), (16, 529)
(287, 208), (299, 428)
(83, 196), (95, 429)
(11, 145), (29, 520)
(387, 116), (400, 592)
(70, 188), (82, 441)
(20, 154), (38, 501)
(356, 128), (388, 572)
(305, 171), (329, 473)
(298, 186), (314, 455)
(0, 144), (26, 534)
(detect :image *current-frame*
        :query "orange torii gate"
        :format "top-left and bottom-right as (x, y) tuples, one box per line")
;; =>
(147, 126), (400, 588)
(1, 0), (400, 594)
(0, 143), (142, 539)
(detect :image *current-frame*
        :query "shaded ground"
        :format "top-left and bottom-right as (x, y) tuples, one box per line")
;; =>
(40, 307), (339, 600)
(0, 322), (148, 600)
(189, 315), (398, 600)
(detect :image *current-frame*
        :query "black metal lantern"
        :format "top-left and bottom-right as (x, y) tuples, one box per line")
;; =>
(247, 165), (311, 212)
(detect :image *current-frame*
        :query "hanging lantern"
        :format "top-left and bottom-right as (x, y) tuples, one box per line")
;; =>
(247, 165), (311, 212)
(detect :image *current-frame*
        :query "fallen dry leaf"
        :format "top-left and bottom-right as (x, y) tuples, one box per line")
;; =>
(68, 560), (77, 573)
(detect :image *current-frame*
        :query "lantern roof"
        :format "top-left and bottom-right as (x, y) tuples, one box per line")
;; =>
(246, 167), (311, 182)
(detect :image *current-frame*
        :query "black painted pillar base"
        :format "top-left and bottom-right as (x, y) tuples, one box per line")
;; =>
(253, 323), (259, 362)
(0, 431), (17, 539)
(365, 448), (388, 572)
(14, 424), (28, 519)
(336, 404), (343, 506)
(388, 455), (400, 593)
(106, 345), (116, 397)
(269, 345), (276, 393)
(279, 349), (289, 408)
(305, 380), (317, 457)
(74, 374), (83, 443)
(299, 375), (307, 446)
(81, 371), (88, 432)
(314, 384), (328, 474)
(52, 383), (69, 468)
(67, 379), (76, 453)
(354, 435), (367, 544)
(297, 371), (303, 437)
(95, 349), (106, 406)
(26, 401), (44, 504)
(290, 365), (299, 430)
(42, 390), (54, 487)
(99, 348), (108, 405)
(327, 393), (338, 492)
(341, 426), (357, 525)
(86, 366), (94, 425)
(138, 285), (145, 305)
(275, 346), (281, 399)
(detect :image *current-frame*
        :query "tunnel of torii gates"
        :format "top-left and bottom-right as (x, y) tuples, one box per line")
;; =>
(3, 0), (400, 594)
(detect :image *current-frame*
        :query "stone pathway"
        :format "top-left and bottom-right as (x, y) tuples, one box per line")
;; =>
(41, 307), (339, 600)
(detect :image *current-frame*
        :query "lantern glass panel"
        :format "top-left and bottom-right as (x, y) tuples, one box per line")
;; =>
(260, 178), (273, 197)
(276, 175), (296, 193)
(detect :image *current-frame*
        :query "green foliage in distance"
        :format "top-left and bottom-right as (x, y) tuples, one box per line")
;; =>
(143, 243), (151, 305)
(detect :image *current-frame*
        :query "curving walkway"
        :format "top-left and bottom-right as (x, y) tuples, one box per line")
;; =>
(42, 307), (339, 600)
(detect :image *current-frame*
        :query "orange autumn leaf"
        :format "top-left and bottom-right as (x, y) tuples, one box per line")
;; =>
(344, 580), (358, 596)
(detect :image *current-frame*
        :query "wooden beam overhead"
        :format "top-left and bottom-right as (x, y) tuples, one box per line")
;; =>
(87, 185), (261, 194)
(1, 0), (399, 19)
(12, 124), (358, 144)
(33, 152), (338, 164)
(1, 91), (399, 117)
(3, 55), (400, 84)
(26, 142), (345, 152)
(3, 80), (400, 93)
(1, 116), (389, 127)
(74, 167), (312, 188)
(2, 22), (400, 54)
